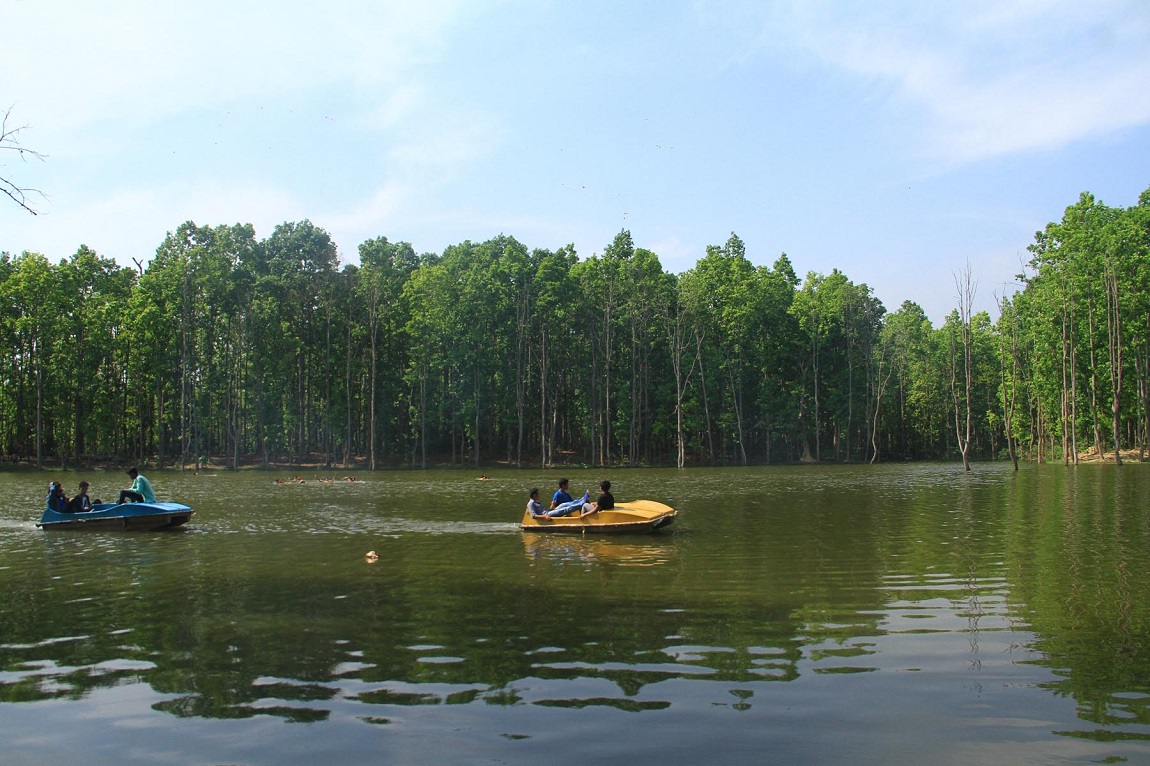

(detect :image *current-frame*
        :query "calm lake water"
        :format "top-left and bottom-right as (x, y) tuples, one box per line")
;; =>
(2, 463), (1149, 765)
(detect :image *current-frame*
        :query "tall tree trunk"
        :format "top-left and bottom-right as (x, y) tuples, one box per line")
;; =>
(996, 295), (1020, 471)
(35, 344), (43, 470)
(1087, 297), (1103, 457)
(694, 331), (714, 462)
(871, 339), (894, 464)
(368, 299), (378, 471)
(1107, 261), (1123, 464)
(952, 264), (975, 472)
(538, 328), (548, 467)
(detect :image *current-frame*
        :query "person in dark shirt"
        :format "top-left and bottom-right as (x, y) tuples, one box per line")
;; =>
(66, 481), (93, 513)
(580, 480), (615, 518)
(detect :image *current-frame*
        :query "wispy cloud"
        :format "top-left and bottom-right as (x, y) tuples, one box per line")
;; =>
(4, 1), (471, 142)
(2, 0), (510, 261)
(764, 0), (1150, 163)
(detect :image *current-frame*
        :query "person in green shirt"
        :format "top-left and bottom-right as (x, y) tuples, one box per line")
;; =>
(118, 467), (156, 504)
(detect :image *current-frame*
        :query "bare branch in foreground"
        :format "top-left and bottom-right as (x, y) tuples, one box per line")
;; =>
(1, 106), (47, 215)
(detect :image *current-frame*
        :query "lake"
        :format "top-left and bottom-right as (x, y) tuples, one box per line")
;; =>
(1, 463), (1149, 765)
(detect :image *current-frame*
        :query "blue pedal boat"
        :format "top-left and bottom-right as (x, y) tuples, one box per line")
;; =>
(38, 501), (195, 530)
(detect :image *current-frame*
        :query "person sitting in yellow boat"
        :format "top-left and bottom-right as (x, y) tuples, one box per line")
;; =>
(579, 480), (615, 518)
(550, 478), (573, 510)
(533, 481), (590, 518)
(541, 478), (588, 517)
(526, 487), (546, 518)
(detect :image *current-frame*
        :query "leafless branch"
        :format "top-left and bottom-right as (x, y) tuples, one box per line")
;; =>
(1, 106), (47, 215)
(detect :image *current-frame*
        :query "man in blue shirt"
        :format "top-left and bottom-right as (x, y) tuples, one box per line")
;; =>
(550, 478), (573, 510)
(544, 478), (589, 517)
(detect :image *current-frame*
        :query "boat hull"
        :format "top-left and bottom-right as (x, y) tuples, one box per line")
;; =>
(519, 499), (676, 534)
(37, 501), (194, 531)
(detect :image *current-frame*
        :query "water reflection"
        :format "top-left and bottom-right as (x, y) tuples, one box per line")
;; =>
(523, 534), (680, 568)
(1, 465), (1150, 764)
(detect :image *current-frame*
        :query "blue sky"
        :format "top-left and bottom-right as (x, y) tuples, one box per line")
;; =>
(3, 0), (1149, 323)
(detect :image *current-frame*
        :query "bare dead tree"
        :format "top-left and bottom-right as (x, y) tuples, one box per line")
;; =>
(1, 106), (46, 214)
(951, 262), (977, 472)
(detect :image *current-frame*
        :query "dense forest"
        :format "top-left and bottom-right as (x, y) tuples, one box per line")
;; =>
(1, 188), (1148, 470)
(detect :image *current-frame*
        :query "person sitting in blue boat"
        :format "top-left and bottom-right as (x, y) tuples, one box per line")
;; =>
(118, 467), (156, 504)
(65, 480), (93, 513)
(46, 481), (70, 512)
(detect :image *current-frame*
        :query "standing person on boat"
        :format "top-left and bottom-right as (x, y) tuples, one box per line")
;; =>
(65, 481), (92, 513)
(580, 480), (615, 518)
(118, 467), (156, 504)
(46, 482), (69, 512)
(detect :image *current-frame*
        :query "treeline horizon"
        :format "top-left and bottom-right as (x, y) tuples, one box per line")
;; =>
(1, 186), (1148, 470)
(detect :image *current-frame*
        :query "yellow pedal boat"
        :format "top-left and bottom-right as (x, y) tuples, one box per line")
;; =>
(519, 499), (677, 534)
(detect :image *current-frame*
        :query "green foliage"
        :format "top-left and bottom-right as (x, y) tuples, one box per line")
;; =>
(2, 185), (1148, 468)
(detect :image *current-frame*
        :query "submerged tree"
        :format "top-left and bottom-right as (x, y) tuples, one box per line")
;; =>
(950, 263), (976, 472)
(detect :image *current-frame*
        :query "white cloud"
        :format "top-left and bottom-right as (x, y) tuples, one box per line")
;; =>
(646, 234), (695, 274)
(3, 177), (303, 264)
(764, 0), (1150, 163)
(4, 0), (470, 140)
(388, 112), (507, 175)
(1, 0), (513, 262)
(322, 184), (408, 257)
